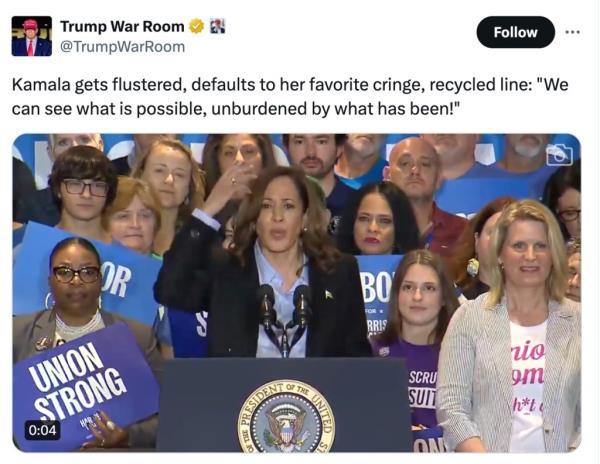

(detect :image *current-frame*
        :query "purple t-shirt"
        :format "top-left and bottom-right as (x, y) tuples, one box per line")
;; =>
(372, 338), (446, 452)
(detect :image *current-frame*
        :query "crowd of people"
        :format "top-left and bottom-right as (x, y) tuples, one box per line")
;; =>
(12, 133), (581, 452)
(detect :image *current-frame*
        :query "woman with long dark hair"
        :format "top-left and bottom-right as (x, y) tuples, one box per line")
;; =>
(154, 165), (371, 357)
(371, 249), (458, 452)
(337, 182), (420, 255)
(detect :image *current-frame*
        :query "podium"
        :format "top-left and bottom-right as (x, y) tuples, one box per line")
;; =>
(157, 358), (411, 452)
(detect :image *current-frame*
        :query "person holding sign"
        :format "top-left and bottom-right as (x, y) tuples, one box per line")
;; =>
(14, 237), (162, 449)
(106, 176), (175, 358)
(131, 139), (205, 256)
(48, 145), (118, 243)
(336, 182), (420, 256)
(371, 249), (458, 452)
(437, 200), (580, 452)
(155, 165), (371, 357)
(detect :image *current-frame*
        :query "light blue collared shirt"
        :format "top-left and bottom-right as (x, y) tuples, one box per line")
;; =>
(254, 241), (309, 358)
(191, 208), (310, 357)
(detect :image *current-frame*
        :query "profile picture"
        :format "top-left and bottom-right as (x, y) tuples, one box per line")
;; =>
(12, 16), (52, 57)
(210, 18), (225, 34)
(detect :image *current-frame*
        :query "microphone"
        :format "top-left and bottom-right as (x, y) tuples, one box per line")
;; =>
(257, 284), (288, 357)
(257, 284), (276, 327)
(292, 285), (312, 329)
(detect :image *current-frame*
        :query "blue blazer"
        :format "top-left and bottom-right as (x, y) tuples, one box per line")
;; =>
(12, 38), (52, 56)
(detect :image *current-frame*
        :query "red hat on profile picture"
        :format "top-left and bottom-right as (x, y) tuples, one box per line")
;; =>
(23, 19), (38, 30)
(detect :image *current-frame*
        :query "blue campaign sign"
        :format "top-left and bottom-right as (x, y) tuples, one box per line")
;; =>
(168, 308), (209, 358)
(355, 255), (403, 337)
(412, 426), (446, 453)
(13, 323), (159, 451)
(13, 222), (162, 326)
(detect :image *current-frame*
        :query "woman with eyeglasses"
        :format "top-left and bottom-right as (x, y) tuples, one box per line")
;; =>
(371, 249), (458, 452)
(48, 145), (118, 243)
(542, 159), (581, 243)
(13, 237), (163, 449)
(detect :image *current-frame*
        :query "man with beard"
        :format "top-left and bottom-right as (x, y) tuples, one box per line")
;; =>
(335, 134), (388, 188)
(490, 134), (559, 199)
(384, 137), (467, 257)
(283, 134), (356, 234)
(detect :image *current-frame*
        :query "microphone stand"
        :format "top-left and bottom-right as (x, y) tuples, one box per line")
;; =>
(281, 327), (290, 358)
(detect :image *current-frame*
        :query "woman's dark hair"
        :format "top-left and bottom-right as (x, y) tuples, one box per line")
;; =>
(451, 196), (516, 289)
(336, 181), (420, 255)
(542, 159), (581, 240)
(48, 145), (118, 211)
(201, 134), (276, 196)
(372, 249), (458, 346)
(232, 166), (341, 273)
(49, 236), (101, 270)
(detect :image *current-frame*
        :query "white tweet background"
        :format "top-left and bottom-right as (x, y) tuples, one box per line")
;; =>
(3, 0), (598, 463)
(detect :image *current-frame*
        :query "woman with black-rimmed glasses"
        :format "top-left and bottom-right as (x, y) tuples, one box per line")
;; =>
(13, 237), (163, 449)
(48, 145), (118, 243)
(542, 158), (581, 243)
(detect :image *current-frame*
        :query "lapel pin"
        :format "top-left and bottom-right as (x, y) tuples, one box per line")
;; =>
(34, 336), (53, 351)
(325, 290), (334, 300)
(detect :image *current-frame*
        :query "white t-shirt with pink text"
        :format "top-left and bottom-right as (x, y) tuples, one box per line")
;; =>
(509, 320), (547, 452)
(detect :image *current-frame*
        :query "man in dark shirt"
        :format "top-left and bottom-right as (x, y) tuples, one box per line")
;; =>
(283, 133), (356, 234)
(384, 137), (467, 257)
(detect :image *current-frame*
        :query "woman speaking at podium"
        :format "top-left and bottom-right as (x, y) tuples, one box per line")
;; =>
(154, 164), (371, 357)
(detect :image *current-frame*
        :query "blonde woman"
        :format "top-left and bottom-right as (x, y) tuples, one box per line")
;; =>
(131, 139), (205, 256)
(437, 200), (580, 452)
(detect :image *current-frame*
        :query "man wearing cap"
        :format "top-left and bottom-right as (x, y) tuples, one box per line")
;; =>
(12, 19), (52, 56)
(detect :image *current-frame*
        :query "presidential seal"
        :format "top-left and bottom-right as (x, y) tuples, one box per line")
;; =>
(238, 379), (335, 453)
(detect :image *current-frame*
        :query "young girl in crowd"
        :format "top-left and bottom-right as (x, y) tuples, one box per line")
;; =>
(371, 249), (458, 452)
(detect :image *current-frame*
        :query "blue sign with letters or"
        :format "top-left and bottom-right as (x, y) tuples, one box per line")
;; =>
(13, 222), (162, 326)
(355, 255), (403, 337)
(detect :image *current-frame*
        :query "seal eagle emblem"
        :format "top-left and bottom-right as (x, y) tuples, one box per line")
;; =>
(238, 380), (335, 453)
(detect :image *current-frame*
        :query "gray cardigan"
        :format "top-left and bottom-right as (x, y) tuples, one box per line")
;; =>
(436, 293), (580, 452)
